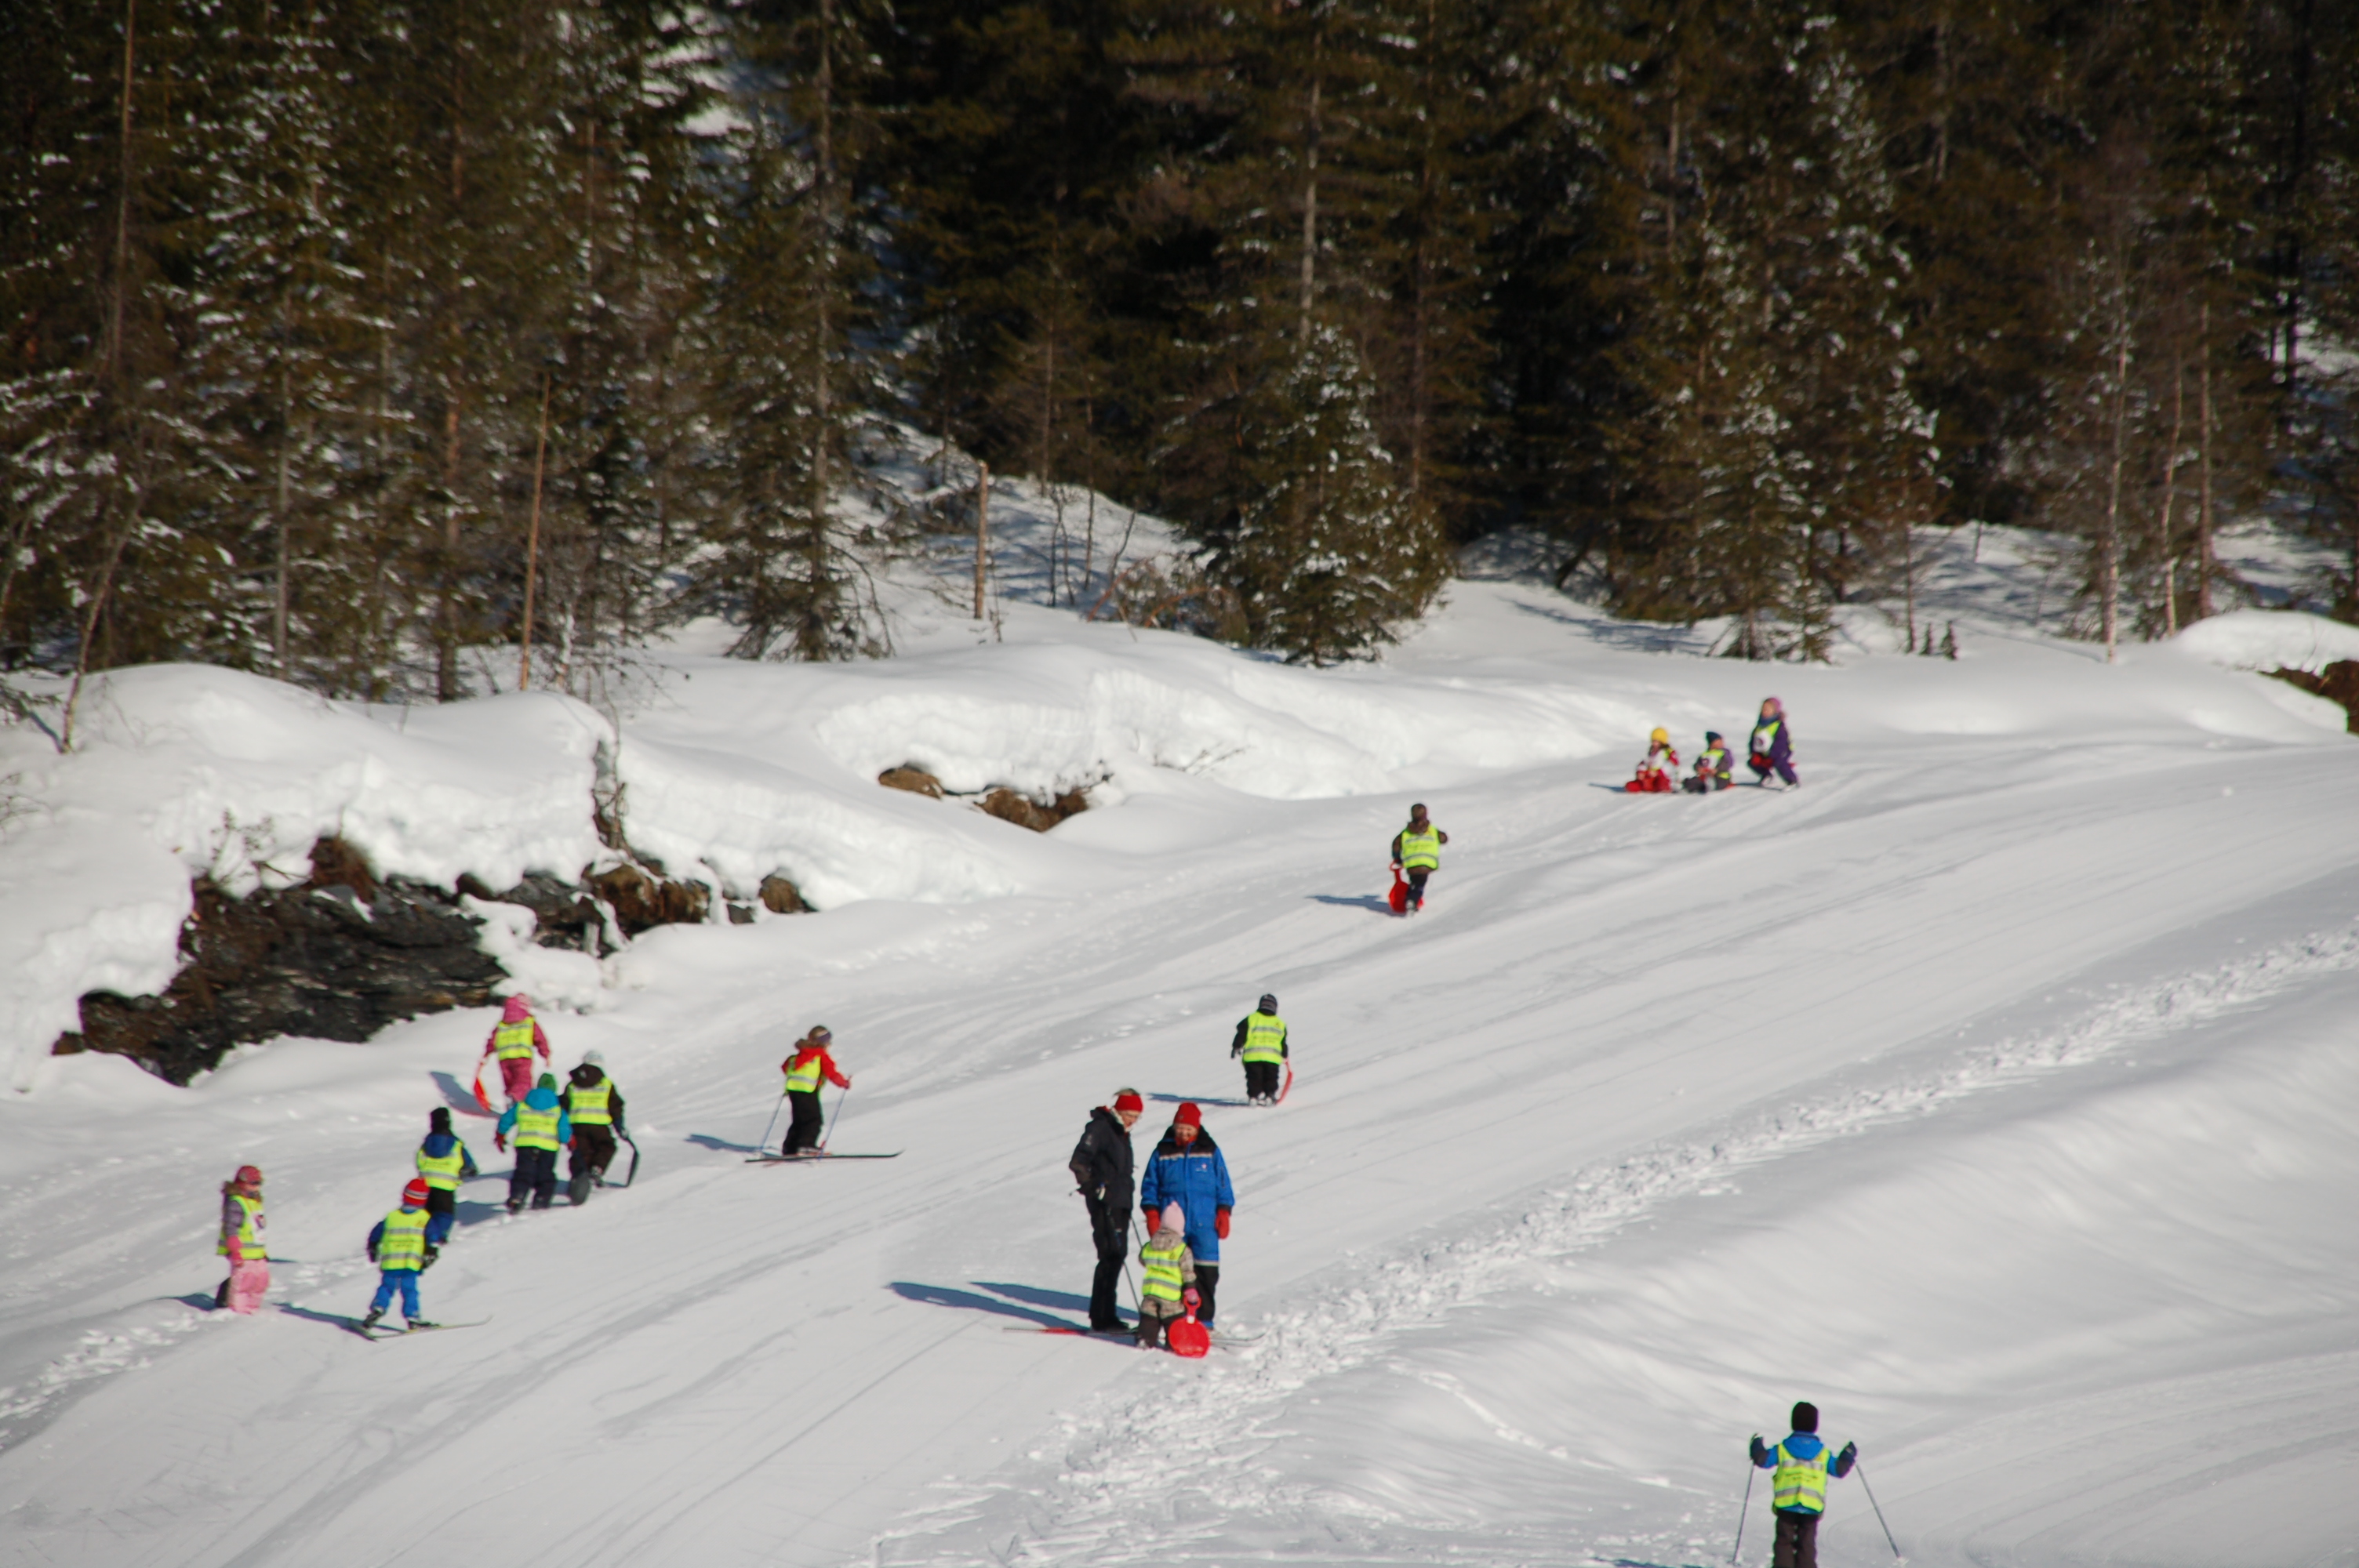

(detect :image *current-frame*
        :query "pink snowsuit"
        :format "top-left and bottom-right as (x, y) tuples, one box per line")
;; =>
(482, 995), (551, 1103)
(220, 1188), (270, 1314)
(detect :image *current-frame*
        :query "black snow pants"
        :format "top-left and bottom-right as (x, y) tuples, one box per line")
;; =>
(1193, 1262), (1219, 1325)
(569, 1127), (616, 1203)
(1405, 869), (1430, 906)
(509, 1145), (558, 1210)
(1244, 1061), (1281, 1101)
(1085, 1196), (1128, 1330)
(783, 1090), (826, 1155)
(1771, 1509), (1820, 1568)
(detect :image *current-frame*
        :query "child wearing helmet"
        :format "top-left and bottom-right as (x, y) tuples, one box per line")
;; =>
(1683, 731), (1734, 793)
(214, 1165), (270, 1313)
(362, 1179), (440, 1331)
(1625, 728), (1680, 793)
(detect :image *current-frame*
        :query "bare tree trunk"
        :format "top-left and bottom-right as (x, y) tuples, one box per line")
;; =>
(2101, 330), (2128, 663)
(436, 57), (468, 702)
(805, 0), (836, 658)
(2197, 298), (2216, 619)
(519, 375), (551, 691)
(107, 0), (138, 383)
(2157, 350), (2183, 637)
(1298, 26), (1321, 342)
(275, 358), (293, 679)
(973, 462), (990, 620)
(62, 510), (135, 753)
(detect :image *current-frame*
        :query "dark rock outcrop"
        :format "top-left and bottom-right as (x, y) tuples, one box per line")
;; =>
(457, 871), (607, 953)
(56, 837), (505, 1084)
(878, 765), (945, 798)
(760, 874), (809, 914)
(977, 786), (1090, 833)
(2266, 660), (2359, 734)
(591, 861), (711, 935)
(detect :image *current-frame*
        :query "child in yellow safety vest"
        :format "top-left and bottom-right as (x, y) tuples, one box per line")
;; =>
(481, 993), (551, 1106)
(779, 1027), (851, 1156)
(1747, 1401), (1857, 1568)
(495, 1073), (572, 1212)
(1390, 804), (1448, 913)
(1624, 728), (1680, 793)
(1134, 1203), (1199, 1350)
(362, 1179), (440, 1331)
(213, 1165), (270, 1314)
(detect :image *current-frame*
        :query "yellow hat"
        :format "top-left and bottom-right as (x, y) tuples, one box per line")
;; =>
(1649, 727), (1669, 744)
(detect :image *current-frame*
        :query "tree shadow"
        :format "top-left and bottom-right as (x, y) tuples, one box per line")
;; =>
(428, 1070), (494, 1116)
(1144, 1091), (1249, 1109)
(1307, 892), (1394, 914)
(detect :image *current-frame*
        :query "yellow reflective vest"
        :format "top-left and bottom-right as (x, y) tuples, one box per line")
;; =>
(493, 1018), (537, 1062)
(1140, 1236), (1186, 1302)
(376, 1207), (431, 1271)
(218, 1192), (266, 1260)
(568, 1079), (613, 1127)
(783, 1052), (824, 1095)
(415, 1144), (466, 1192)
(1398, 825), (1441, 871)
(1772, 1439), (1835, 1514)
(1241, 1012), (1287, 1065)
(511, 1102), (562, 1152)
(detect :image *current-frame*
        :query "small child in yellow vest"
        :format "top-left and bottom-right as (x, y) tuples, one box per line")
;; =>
(1135, 1203), (1200, 1349)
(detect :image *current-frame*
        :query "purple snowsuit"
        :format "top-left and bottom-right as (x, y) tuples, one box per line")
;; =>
(1749, 706), (1797, 786)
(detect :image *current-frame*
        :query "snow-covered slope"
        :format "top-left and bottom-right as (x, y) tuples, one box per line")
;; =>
(0, 578), (2354, 1568)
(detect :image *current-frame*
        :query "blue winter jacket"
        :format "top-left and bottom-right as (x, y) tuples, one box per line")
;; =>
(420, 1131), (480, 1178)
(1139, 1128), (1235, 1263)
(495, 1087), (572, 1144)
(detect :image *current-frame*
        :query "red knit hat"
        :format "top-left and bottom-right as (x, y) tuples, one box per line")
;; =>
(1174, 1102), (1202, 1128)
(402, 1178), (431, 1205)
(1112, 1089), (1143, 1113)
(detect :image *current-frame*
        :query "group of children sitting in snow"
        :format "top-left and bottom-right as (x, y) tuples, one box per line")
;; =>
(1624, 698), (1798, 794)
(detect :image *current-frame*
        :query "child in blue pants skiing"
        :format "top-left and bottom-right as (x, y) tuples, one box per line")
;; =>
(362, 1179), (440, 1331)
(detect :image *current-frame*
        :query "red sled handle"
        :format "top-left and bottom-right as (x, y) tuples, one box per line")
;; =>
(472, 1069), (493, 1115)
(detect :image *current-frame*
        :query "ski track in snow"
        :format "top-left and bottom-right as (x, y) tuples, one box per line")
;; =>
(869, 920), (2359, 1566)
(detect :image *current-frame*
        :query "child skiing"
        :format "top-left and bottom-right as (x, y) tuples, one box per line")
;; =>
(1134, 1203), (1199, 1350)
(1747, 1400), (1858, 1568)
(362, 1178), (440, 1331)
(1750, 698), (1798, 787)
(1682, 731), (1734, 794)
(213, 1165), (269, 1313)
(562, 1050), (625, 1204)
(481, 994), (551, 1106)
(415, 1108), (479, 1253)
(1389, 804), (1448, 913)
(780, 1026), (851, 1156)
(495, 1073), (572, 1212)
(1230, 994), (1289, 1105)
(1624, 728), (1680, 793)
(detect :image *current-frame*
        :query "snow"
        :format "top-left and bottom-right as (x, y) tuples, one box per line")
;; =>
(1, 554), (2356, 1568)
(2170, 606), (2359, 674)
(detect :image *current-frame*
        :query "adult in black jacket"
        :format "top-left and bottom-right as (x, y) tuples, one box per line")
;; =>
(1068, 1089), (1143, 1332)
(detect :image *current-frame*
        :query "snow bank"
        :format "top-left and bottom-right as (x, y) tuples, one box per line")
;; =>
(2172, 608), (2359, 673)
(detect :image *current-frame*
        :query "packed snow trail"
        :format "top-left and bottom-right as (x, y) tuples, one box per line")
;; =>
(0, 583), (2353, 1567)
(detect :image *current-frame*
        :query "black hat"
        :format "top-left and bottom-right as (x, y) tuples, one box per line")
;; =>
(429, 1107), (452, 1134)
(1259, 993), (1278, 1011)
(1790, 1401), (1819, 1432)
(1706, 730), (1723, 743)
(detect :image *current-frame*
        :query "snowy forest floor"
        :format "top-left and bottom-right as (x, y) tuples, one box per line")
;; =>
(0, 538), (2355, 1567)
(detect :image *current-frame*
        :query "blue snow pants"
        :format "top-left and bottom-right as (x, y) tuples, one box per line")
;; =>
(369, 1269), (422, 1319)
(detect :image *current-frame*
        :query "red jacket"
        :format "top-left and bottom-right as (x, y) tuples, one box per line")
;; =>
(781, 1045), (850, 1091)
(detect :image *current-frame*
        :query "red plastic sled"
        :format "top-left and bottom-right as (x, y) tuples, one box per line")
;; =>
(1166, 1308), (1211, 1358)
(1387, 868), (1408, 915)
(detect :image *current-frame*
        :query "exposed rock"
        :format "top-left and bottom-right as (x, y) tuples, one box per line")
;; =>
(977, 785), (1090, 833)
(591, 861), (711, 935)
(457, 871), (608, 953)
(55, 837), (503, 1084)
(879, 765), (945, 798)
(2266, 660), (2359, 733)
(760, 874), (810, 914)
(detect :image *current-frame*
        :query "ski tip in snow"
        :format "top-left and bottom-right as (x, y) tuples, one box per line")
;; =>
(747, 1151), (903, 1163)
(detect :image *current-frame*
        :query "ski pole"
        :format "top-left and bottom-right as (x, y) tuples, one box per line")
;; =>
(818, 1086), (850, 1152)
(1855, 1460), (1903, 1561)
(754, 1094), (783, 1155)
(1729, 1463), (1754, 1565)
(1124, 1214), (1146, 1312)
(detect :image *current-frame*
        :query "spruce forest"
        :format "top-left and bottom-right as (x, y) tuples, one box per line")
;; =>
(3, 0), (2355, 699)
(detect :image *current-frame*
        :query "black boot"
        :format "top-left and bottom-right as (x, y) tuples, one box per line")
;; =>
(213, 1277), (231, 1310)
(362, 1306), (384, 1330)
(569, 1173), (594, 1206)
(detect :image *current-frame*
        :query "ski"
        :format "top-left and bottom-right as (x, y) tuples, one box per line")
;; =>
(348, 1316), (490, 1339)
(745, 1151), (902, 1163)
(1004, 1323), (1134, 1338)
